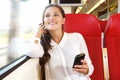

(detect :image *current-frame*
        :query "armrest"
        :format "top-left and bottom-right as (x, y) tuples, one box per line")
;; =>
(102, 48), (109, 80)
(3, 59), (41, 80)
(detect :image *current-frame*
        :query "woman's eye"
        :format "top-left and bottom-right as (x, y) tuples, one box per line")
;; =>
(45, 14), (59, 18)
(54, 14), (59, 16)
(45, 15), (50, 17)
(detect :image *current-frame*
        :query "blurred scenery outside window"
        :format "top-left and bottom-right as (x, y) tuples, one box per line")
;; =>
(0, 0), (49, 69)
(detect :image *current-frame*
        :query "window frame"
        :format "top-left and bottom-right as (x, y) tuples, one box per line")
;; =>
(0, 55), (30, 79)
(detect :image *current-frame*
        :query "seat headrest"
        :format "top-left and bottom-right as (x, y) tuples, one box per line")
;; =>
(64, 14), (101, 36)
(104, 14), (120, 36)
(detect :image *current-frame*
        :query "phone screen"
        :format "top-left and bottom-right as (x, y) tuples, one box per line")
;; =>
(72, 53), (85, 68)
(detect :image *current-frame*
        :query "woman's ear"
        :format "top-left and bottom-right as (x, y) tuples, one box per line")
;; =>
(62, 18), (65, 24)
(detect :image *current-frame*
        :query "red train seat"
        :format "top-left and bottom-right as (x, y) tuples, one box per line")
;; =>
(99, 20), (107, 32)
(64, 14), (104, 80)
(104, 14), (120, 80)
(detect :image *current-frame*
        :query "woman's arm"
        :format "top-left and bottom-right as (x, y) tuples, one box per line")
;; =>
(10, 24), (46, 58)
(73, 33), (94, 76)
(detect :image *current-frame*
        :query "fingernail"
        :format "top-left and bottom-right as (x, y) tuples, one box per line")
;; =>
(43, 26), (45, 28)
(39, 23), (42, 26)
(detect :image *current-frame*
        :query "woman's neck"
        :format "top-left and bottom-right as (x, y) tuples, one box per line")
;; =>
(49, 30), (64, 44)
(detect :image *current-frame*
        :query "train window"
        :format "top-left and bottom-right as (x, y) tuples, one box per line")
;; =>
(58, 0), (83, 6)
(0, 0), (49, 69)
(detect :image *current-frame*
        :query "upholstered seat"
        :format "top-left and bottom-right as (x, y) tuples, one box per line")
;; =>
(64, 14), (104, 80)
(104, 14), (120, 80)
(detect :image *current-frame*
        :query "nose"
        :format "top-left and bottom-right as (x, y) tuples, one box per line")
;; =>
(49, 15), (54, 19)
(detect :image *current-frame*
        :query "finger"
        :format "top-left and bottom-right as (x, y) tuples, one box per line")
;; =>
(81, 60), (87, 65)
(73, 66), (89, 75)
(39, 23), (43, 26)
(39, 23), (44, 28)
(39, 23), (46, 29)
(74, 64), (88, 70)
(74, 65), (82, 68)
(73, 67), (86, 73)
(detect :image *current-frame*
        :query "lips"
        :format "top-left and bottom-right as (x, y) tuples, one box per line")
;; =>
(49, 21), (57, 25)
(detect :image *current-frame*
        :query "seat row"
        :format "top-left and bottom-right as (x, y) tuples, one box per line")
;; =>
(64, 13), (120, 80)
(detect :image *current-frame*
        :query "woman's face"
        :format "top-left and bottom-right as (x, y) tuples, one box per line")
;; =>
(43, 6), (65, 31)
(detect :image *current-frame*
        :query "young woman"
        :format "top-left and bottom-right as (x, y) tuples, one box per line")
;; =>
(24, 4), (94, 80)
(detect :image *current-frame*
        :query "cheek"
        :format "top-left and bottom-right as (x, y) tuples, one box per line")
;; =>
(43, 19), (48, 25)
(43, 17), (48, 22)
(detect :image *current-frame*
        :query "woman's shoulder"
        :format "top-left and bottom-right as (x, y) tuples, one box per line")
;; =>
(65, 32), (85, 42)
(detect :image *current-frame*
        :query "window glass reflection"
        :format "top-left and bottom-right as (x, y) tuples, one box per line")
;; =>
(0, 0), (48, 69)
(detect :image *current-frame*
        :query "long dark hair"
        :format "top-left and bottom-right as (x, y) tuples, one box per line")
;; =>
(40, 4), (65, 64)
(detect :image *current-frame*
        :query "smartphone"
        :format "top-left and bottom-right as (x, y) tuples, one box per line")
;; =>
(72, 53), (85, 68)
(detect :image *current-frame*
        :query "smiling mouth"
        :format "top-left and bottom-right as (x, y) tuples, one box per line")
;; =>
(49, 21), (57, 24)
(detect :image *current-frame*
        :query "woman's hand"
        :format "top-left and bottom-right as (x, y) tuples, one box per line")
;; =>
(72, 60), (89, 75)
(35, 23), (47, 38)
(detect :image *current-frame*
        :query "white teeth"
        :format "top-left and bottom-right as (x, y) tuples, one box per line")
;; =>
(49, 22), (56, 25)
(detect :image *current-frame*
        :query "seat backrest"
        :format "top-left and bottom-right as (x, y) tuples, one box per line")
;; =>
(64, 14), (104, 80)
(104, 14), (120, 80)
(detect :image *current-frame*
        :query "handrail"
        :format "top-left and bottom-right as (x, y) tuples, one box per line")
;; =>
(0, 55), (30, 79)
